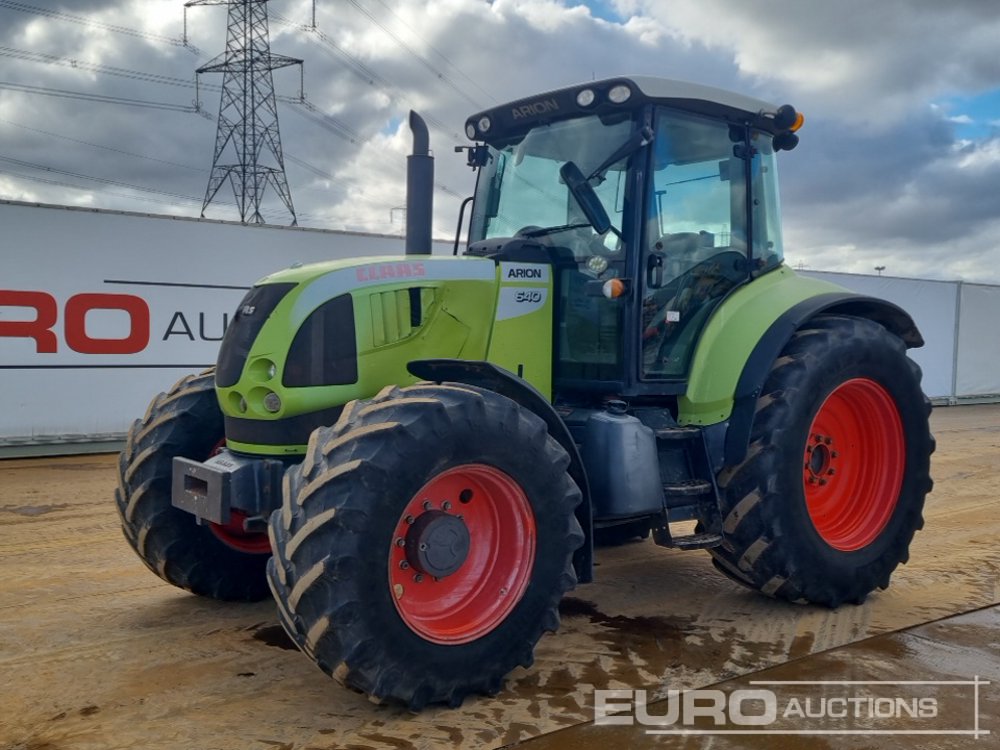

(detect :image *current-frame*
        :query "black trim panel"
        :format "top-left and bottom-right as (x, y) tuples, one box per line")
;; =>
(224, 404), (344, 448)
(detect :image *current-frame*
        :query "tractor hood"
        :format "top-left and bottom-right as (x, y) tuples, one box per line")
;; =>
(215, 255), (500, 453)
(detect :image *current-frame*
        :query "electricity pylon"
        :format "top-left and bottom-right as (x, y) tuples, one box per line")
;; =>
(186, 0), (302, 225)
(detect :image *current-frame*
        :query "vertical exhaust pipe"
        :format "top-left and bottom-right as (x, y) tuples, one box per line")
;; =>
(406, 111), (433, 255)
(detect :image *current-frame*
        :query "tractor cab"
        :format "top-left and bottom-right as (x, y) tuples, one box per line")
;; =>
(464, 77), (801, 395)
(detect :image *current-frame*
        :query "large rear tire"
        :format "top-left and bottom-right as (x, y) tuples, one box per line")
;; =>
(115, 370), (271, 601)
(267, 383), (583, 709)
(708, 316), (934, 606)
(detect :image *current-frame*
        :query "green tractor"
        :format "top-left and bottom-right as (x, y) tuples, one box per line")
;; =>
(116, 76), (933, 709)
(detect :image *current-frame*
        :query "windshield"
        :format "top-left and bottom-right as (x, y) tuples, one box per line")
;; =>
(470, 112), (635, 253)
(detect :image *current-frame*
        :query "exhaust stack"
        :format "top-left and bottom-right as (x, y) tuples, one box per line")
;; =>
(406, 111), (434, 255)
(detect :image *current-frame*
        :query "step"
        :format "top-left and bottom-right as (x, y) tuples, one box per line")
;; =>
(654, 425), (702, 441)
(671, 532), (724, 550)
(663, 479), (712, 497)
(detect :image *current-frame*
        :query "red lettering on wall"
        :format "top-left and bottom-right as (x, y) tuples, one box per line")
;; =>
(64, 293), (150, 354)
(0, 289), (59, 353)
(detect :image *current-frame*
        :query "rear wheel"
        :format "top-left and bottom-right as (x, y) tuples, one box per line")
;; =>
(115, 370), (271, 601)
(708, 316), (934, 606)
(267, 383), (583, 709)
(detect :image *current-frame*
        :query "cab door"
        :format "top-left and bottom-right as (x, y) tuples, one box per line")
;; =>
(639, 109), (752, 380)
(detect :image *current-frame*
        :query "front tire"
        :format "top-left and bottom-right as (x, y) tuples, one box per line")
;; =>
(115, 370), (272, 601)
(267, 383), (583, 709)
(709, 316), (934, 606)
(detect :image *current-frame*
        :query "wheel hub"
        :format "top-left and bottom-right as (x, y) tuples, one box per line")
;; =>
(802, 378), (905, 551)
(388, 464), (536, 644)
(804, 434), (837, 486)
(405, 510), (470, 578)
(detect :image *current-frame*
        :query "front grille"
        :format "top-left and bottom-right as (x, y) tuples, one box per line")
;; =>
(216, 283), (296, 387)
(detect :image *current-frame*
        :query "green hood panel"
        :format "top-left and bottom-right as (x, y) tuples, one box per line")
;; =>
(218, 256), (500, 452)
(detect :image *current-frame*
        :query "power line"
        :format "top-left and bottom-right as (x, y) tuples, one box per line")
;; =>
(0, 117), (205, 172)
(0, 80), (204, 115)
(269, 11), (463, 142)
(0, 168), (205, 210)
(342, 0), (484, 110)
(285, 153), (333, 180)
(0, 156), (306, 222)
(362, 0), (497, 105)
(0, 153), (210, 202)
(0, 0), (198, 54)
(0, 46), (206, 91)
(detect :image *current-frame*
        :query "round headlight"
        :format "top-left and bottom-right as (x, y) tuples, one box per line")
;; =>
(587, 256), (608, 275)
(608, 84), (632, 104)
(263, 391), (282, 413)
(576, 88), (596, 107)
(478, 116), (492, 133)
(465, 123), (476, 139)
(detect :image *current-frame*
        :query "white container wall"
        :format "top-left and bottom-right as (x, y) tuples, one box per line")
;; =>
(0, 201), (447, 448)
(802, 271), (961, 401)
(955, 283), (1000, 397)
(2, 201), (998, 451)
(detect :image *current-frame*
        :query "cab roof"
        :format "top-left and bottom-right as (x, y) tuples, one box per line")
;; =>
(465, 75), (787, 144)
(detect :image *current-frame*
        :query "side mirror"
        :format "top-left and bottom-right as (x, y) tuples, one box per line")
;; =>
(560, 161), (612, 235)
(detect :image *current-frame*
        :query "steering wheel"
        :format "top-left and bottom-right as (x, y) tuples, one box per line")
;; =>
(644, 250), (749, 364)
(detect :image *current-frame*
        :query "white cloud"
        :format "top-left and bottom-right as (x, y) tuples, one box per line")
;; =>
(1, 0), (999, 283)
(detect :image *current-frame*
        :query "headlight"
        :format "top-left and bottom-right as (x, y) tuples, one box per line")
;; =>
(608, 84), (632, 104)
(576, 88), (596, 107)
(263, 391), (282, 413)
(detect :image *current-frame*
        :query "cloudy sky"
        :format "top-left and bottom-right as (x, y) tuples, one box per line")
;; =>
(1, 0), (999, 282)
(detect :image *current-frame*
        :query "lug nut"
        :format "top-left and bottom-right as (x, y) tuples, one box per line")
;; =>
(419, 542), (428, 551)
(827, 469), (836, 476)
(808, 477), (817, 484)
(824, 437), (832, 445)
(442, 501), (452, 511)
(414, 573), (424, 583)
(405, 515), (414, 525)
(399, 560), (409, 570)
(422, 500), (432, 511)
(395, 538), (405, 548)
(819, 479), (828, 486)
(831, 451), (839, 458)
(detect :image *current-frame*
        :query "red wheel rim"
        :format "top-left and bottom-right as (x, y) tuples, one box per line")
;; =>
(803, 378), (905, 551)
(206, 440), (272, 555)
(389, 464), (536, 645)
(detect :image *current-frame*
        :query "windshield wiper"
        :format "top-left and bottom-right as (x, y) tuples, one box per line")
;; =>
(586, 125), (654, 183)
(518, 222), (593, 239)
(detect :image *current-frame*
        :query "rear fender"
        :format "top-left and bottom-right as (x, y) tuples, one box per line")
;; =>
(723, 293), (922, 465)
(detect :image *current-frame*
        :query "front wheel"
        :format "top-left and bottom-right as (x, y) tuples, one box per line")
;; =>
(267, 383), (583, 709)
(115, 370), (272, 601)
(708, 316), (934, 606)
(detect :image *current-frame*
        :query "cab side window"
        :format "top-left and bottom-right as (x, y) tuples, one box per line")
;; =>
(641, 110), (749, 378)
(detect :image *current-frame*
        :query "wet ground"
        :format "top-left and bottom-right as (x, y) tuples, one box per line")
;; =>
(0, 405), (997, 750)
